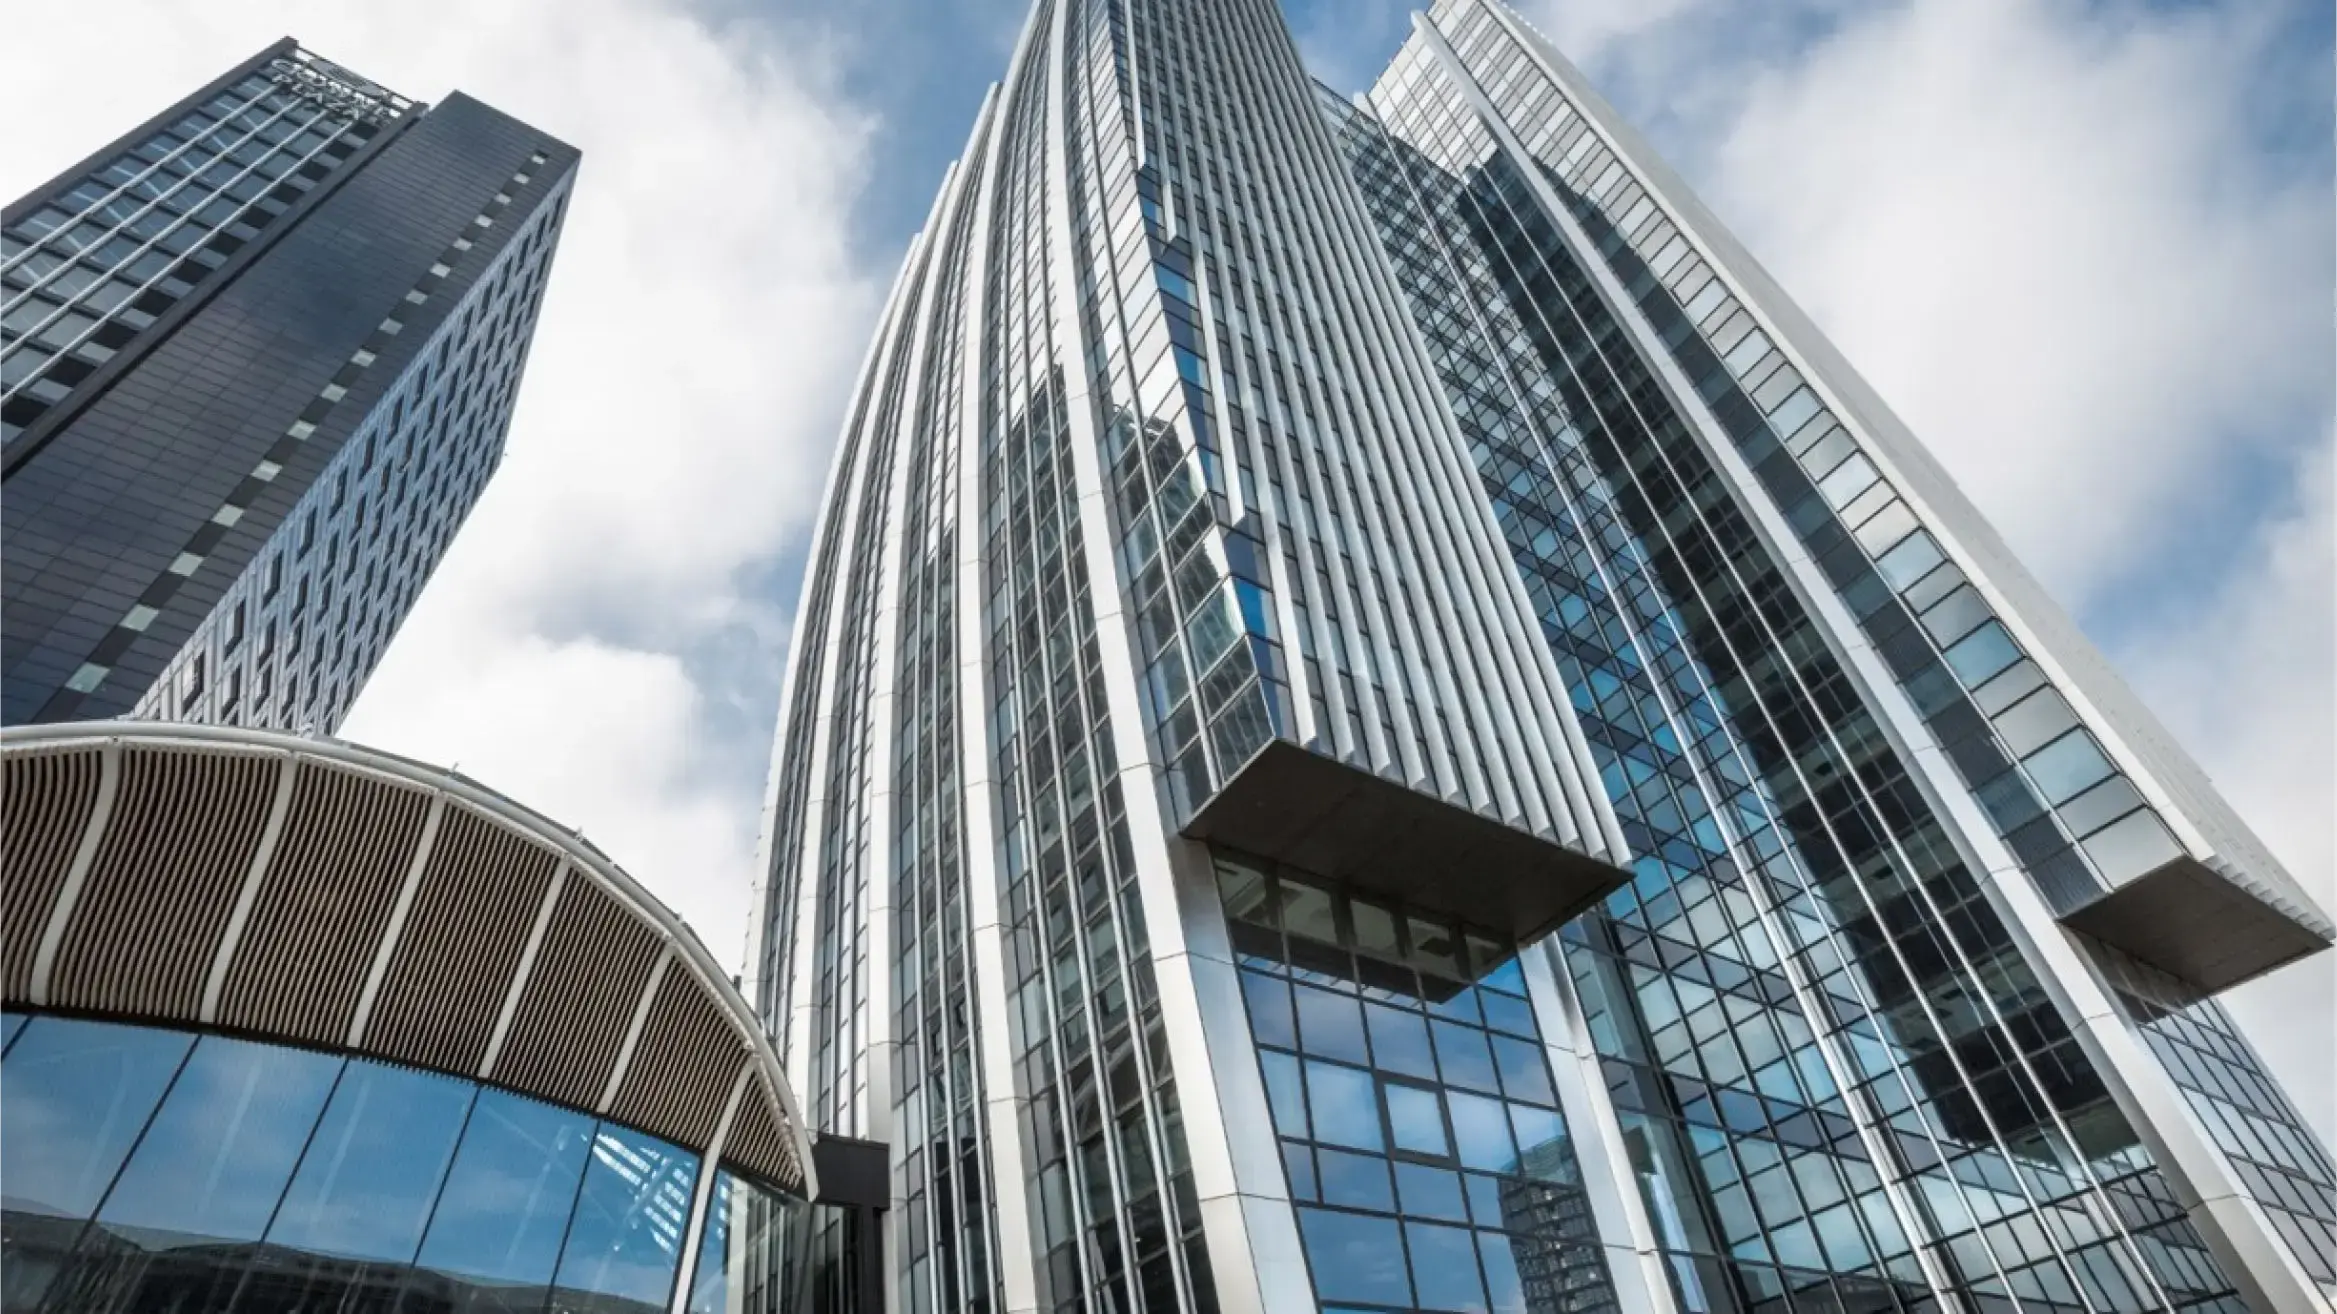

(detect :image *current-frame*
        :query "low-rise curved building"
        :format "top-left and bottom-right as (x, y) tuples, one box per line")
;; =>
(1, 721), (861, 1314)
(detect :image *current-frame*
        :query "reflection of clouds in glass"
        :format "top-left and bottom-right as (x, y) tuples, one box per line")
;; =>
(1407, 1219), (1488, 1311)
(266, 1060), (474, 1263)
(418, 1088), (594, 1285)
(1298, 1207), (1413, 1306)
(1448, 1090), (1517, 1173)
(100, 1034), (342, 1243)
(553, 1124), (699, 1306)
(0, 1018), (191, 1218)
(1305, 1059), (1384, 1152)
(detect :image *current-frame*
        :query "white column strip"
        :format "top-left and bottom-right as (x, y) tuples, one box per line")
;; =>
(200, 751), (299, 1023)
(29, 739), (122, 1007)
(668, 1061), (756, 1314)
(347, 792), (446, 1046)
(601, 947), (674, 1113)
(481, 860), (567, 1077)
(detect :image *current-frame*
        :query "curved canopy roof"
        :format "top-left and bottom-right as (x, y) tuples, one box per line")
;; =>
(1, 721), (814, 1198)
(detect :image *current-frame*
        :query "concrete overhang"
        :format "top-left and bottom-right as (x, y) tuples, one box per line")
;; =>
(1181, 739), (1630, 948)
(2059, 856), (2330, 995)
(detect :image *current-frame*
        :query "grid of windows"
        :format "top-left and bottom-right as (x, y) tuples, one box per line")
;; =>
(1216, 853), (1618, 1313)
(1443, 0), (2326, 932)
(892, 121), (1004, 1314)
(756, 0), (2331, 1311)
(2090, 941), (2337, 1293)
(117, 154), (568, 733)
(1078, 0), (1617, 860)
(1372, 3), (2336, 1305)
(985, 6), (1209, 1303)
(1, 50), (400, 447)
(1340, 32), (2254, 1311)
(4, 47), (578, 736)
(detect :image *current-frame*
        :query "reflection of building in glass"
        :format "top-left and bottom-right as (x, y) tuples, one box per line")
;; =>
(752, 0), (2335, 1311)
(1500, 1139), (1610, 1314)
(0, 722), (878, 1314)
(2, 40), (575, 732)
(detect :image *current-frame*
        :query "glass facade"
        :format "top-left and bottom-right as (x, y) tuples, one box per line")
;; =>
(1216, 852), (1617, 1313)
(0, 1010), (820, 1314)
(1, 50), (405, 446)
(2, 43), (576, 732)
(754, 0), (2332, 1311)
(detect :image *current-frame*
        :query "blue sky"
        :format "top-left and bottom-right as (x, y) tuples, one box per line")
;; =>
(1, 0), (2328, 1139)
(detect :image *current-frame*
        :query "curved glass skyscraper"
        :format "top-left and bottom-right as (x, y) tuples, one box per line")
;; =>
(751, 1), (2335, 1311)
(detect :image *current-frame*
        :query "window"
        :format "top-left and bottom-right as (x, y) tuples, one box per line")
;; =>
(176, 654), (205, 705)
(0, 1016), (195, 1237)
(267, 1059), (474, 1261)
(550, 1124), (698, 1309)
(414, 1087), (593, 1294)
(95, 1035), (340, 1245)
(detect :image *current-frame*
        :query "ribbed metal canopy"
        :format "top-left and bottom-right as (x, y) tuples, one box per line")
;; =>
(1, 721), (814, 1198)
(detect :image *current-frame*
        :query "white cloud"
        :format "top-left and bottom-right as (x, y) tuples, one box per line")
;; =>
(2131, 435), (2336, 1147)
(1535, 0), (2335, 1142)
(0, 0), (881, 970)
(1701, 0), (2329, 605)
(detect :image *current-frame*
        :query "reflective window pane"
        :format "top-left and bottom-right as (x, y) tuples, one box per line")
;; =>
(1447, 1092), (1516, 1173)
(1396, 1163), (1468, 1222)
(1261, 1050), (1308, 1138)
(1298, 1207), (1412, 1307)
(684, 1171), (737, 1314)
(1318, 1148), (1394, 1211)
(1305, 1060), (1384, 1152)
(1431, 1020), (1500, 1094)
(416, 1086), (594, 1294)
(1295, 983), (1369, 1064)
(550, 1122), (700, 1311)
(1385, 1082), (1450, 1158)
(1478, 1230), (1529, 1314)
(1509, 1104), (1573, 1181)
(1407, 1219), (1489, 1312)
(0, 1015), (191, 1220)
(0, 1016), (192, 1312)
(1365, 1001), (1436, 1080)
(1241, 970), (1294, 1049)
(268, 1057), (476, 1262)
(98, 1033), (342, 1243)
(1490, 1035), (1556, 1106)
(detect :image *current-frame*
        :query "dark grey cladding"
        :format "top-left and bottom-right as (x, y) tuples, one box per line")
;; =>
(2, 47), (577, 734)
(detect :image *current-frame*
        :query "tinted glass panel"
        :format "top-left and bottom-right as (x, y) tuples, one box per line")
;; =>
(0, 1015), (191, 1220)
(97, 1033), (342, 1243)
(1305, 1060), (1384, 1152)
(1408, 1219), (1489, 1310)
(550, 1122), (699, 1311)
(416, 1086), (594, 1298)
(1297, 1207), (1412, 1307)
(268, 1057), (476, 1262)
(684, 1172), (738, 1314)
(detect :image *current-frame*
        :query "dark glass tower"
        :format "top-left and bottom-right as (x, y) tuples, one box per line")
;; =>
(752, 1), (2335, 1312)
(1, 39), (576, 731)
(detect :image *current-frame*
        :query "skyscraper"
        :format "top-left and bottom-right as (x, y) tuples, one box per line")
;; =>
(2, 39), (576, 731)
(751, 1), (2336, 1311)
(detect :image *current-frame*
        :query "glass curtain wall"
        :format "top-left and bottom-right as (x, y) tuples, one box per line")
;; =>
(0, 1011), (812, 1314)
(1325, 16), (2268, 1311)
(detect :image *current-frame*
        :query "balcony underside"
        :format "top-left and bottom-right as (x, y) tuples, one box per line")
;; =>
(2060, 856), (2330, 995)
(1181, 739), (1629, 947)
